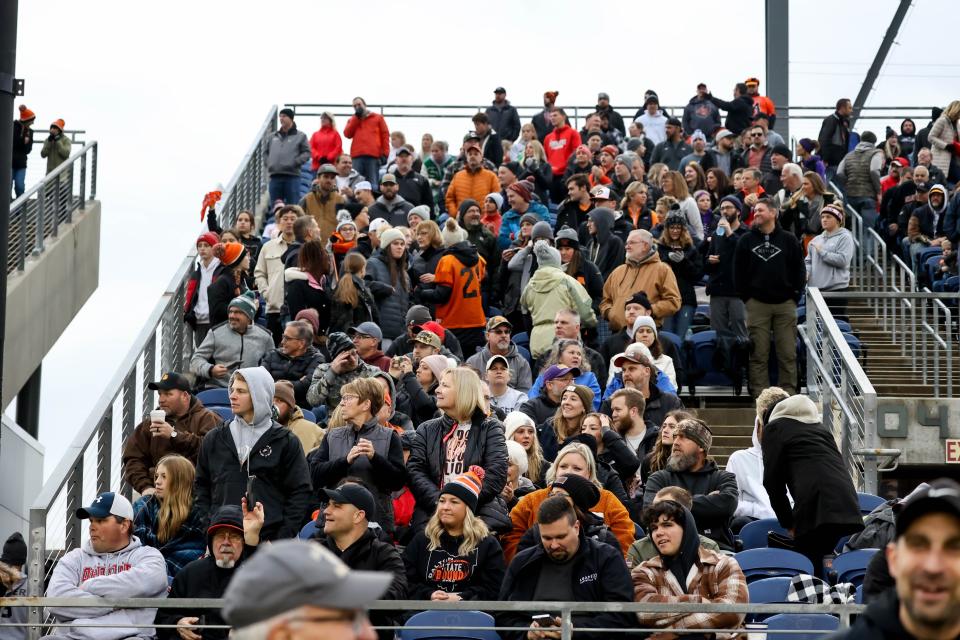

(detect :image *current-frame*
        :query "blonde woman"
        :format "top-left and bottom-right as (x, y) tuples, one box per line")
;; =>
(402, 466), (506, 601)
(133, 454), (206, 580)
(501, 441), (635, 562)
(407, 367), (509, 531)
(504, 411), (545, 486)
(929, 100), (960, 181)
(512, 123), (538, 162)
(660, 170), (705, 242)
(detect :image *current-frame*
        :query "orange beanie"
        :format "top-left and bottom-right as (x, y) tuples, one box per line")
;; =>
(18, 105), (35, 122)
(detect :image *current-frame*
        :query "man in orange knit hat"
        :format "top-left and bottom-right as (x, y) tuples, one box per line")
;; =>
(12, 105), (36, 197)
(40, 117), (72, 174)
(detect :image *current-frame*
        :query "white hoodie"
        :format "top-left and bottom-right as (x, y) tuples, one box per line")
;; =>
(725, 418), (785, 520)
(45, 535), (167, 640)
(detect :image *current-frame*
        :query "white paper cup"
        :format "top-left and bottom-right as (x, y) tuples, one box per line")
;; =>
(150, 410), (166, 424)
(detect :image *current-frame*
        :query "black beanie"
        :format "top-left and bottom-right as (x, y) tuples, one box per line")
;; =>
(551, 474), (601, 512)
(1, 532), (27, 567)
(326, 332), (354, 360)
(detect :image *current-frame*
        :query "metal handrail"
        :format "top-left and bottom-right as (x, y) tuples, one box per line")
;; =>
(26, 107), (278, 611)
(8, 141), (98, 275)
(286, 102), (935, 132)
(3, 597), (866, 637)
(802, 288), (879, 493)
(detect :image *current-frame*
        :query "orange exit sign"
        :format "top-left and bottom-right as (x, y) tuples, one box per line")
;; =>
(948, 440), (960, 464)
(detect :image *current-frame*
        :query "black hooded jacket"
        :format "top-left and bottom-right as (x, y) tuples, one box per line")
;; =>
(706, 93), (755, 135)
(831, 589), (922, 639)
(582, 208), (625, 281)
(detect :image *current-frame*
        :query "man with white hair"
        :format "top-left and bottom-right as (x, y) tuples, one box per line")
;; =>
(776, 162), (807, 237)
(600, 229), (681, 332)
(45, 492), (168, 640)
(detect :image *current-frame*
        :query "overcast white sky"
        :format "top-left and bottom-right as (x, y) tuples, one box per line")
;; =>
(10, 0), (957, 476)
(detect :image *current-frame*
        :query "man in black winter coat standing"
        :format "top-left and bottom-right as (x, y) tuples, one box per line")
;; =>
(706, 83), (755, 135)
(818, 98), (852, 179)
(733, 197), (805, 397)
(643, 418), (739, 550)
(760, 394), (863, 578)
(486, 88), (521, 143)
(155, 503), (262, 640)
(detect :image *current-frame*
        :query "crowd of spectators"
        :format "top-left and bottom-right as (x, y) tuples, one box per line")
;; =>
(4, 87), (960, 640)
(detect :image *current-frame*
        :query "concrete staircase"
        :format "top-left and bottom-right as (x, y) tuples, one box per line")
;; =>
(842, 285), (955, 398)
(687, 402), (757, 468)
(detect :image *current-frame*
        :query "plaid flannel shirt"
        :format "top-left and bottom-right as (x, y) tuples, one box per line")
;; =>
(632, 546), (749, 639)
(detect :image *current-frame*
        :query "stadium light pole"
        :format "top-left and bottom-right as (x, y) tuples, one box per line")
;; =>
(0, 0), (18, 431)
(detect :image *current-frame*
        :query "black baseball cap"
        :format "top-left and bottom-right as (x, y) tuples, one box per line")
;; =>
(323, 484), (377, 522)
(148, 372), (191, 392)
(896, 479), (960, 538)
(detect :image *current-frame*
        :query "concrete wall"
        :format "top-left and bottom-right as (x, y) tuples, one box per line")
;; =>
(0, 416), (44, 536)
(2, 202), (101, 407)
(876, 398), (960, 465)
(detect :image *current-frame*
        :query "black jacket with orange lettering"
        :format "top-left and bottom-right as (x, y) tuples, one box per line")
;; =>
(402, 529), (505, 600)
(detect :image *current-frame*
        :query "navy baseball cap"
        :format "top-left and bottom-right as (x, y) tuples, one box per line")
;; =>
(76, 492), (134, 521)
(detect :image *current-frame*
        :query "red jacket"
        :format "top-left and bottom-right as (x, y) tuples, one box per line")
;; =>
(344, 112), (390, 159)
(309, 125), (343, 171)
(544, 124), (581, 176)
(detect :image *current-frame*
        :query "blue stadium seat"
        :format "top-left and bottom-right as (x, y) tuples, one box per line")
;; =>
(658, 330), (681, 353)
(746, 577), (793, 622)
(830, 549), (878, 587)
(738, 518), (791, 550)
(301, 409), (317, 423)
(210, 406), (234, 422)
(684, 330), (736, 393)
(918, 245), (943, 267)
(400, 610), (500, 640)
(734, 548), (815, 582)
(855, 584), (864, 604)
(857, 492), (884, 515)
(198, 388), (230, 407)
(843, 333), (863, 361)
(926, 255), (943, 286)
(299, 160), (314, 200)
(764, 613), (839, 639)
(833, 319), (852, 333)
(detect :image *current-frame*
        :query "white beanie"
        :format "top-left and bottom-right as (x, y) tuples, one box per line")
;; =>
(379, 228), (405, 249)
(336, 209), (356, 232)
(503, 411), (535, 441)
(485, 192), (504, 209)
(441, 218), (469, 246)
(505, 440), (529, 476)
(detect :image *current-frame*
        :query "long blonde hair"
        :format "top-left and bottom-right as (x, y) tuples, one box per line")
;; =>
(425, 499), (490, 556)
(544, 443), (601, 488)
(155, 455), (195, 544)
(439, 368), (489, 422)
(508, 413), (545, 482)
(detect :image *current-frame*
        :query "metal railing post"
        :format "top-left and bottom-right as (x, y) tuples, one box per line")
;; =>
(97, 411), (113, 496)
(64, 460), (83, 551)
(560, 606), (572, 640)
(33, 189), (45, 255)
(79, 150), (87, 209)
(91, 143), (98, 200)
(52, 171), (61, 237)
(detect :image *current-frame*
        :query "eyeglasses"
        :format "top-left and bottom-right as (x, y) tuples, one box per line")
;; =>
(751, 132), (764, 137)
(287, 610), (367, 634)
(340, 394), (359, 404)
(351, 334), (373, 341)
(280, 334), (302, 342)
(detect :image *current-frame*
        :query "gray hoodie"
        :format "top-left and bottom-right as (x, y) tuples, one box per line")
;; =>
(189, 321), (275, 388)
(228, 366), (277, 462)
(805, 226), (854, 291)
(45, 536), (167, 640)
